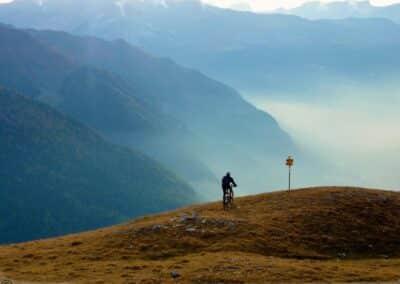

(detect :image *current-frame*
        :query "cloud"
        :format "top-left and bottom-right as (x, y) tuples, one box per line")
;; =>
(201, 0), (400, 11)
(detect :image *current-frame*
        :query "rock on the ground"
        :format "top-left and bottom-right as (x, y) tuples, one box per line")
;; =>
(171, 271), (181, 278)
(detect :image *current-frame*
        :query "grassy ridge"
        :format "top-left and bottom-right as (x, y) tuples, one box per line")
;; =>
(1, 187), (400, 283)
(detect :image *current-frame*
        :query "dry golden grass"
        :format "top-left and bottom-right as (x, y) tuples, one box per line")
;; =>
(1, 186), (400, 283)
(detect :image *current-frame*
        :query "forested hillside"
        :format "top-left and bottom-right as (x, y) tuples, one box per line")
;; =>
(0, 88), (196, 244)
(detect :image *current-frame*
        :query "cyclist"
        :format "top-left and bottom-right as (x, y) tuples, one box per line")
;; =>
(221, 172), (237, 203)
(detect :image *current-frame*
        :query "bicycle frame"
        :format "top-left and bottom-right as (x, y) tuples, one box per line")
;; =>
(223, 186), (234, 210)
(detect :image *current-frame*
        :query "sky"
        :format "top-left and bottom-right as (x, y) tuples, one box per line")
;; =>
(201, 0), (399, 11)
(1, 0), (400, 11)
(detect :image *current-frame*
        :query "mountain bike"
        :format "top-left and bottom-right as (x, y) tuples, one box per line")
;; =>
(223, 186), (234, 210)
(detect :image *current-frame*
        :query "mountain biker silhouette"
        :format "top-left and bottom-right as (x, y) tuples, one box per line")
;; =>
(222, 172), (237, 207)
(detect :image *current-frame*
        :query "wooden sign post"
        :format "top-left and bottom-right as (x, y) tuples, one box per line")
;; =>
(286, 156), (294, 191)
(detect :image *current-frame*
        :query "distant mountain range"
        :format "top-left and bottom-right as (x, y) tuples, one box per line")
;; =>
(1, 0), (399, 97)
(278, 1), (400, 24)
(0, 88), (197, 244)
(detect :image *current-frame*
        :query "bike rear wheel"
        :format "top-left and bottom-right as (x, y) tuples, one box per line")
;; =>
(223, 193), (228, 210)
(223, 190), (234, 210)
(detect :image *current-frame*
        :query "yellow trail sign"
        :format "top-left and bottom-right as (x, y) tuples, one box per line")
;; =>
(286, 156), (294, 191)
(286, 156), (294, 167)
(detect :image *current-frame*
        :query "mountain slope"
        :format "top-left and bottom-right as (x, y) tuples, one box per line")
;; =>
(0, 22), (74, 98)
(0, 23), (220, 194)
(28, 29), (296, 192)
(0, 24), (296, 196)
(1, 187), (400, 283)
(0, 24), (163, 133)
(0, 88), (196, 244)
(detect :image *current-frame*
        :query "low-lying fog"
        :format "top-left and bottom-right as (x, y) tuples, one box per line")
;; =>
(246, 83), (400, 190)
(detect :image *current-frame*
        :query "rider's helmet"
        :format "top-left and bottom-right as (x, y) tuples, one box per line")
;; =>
(226, 172), (231, 177)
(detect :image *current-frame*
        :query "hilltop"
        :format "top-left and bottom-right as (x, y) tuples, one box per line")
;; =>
(1, 187), (400, 283)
